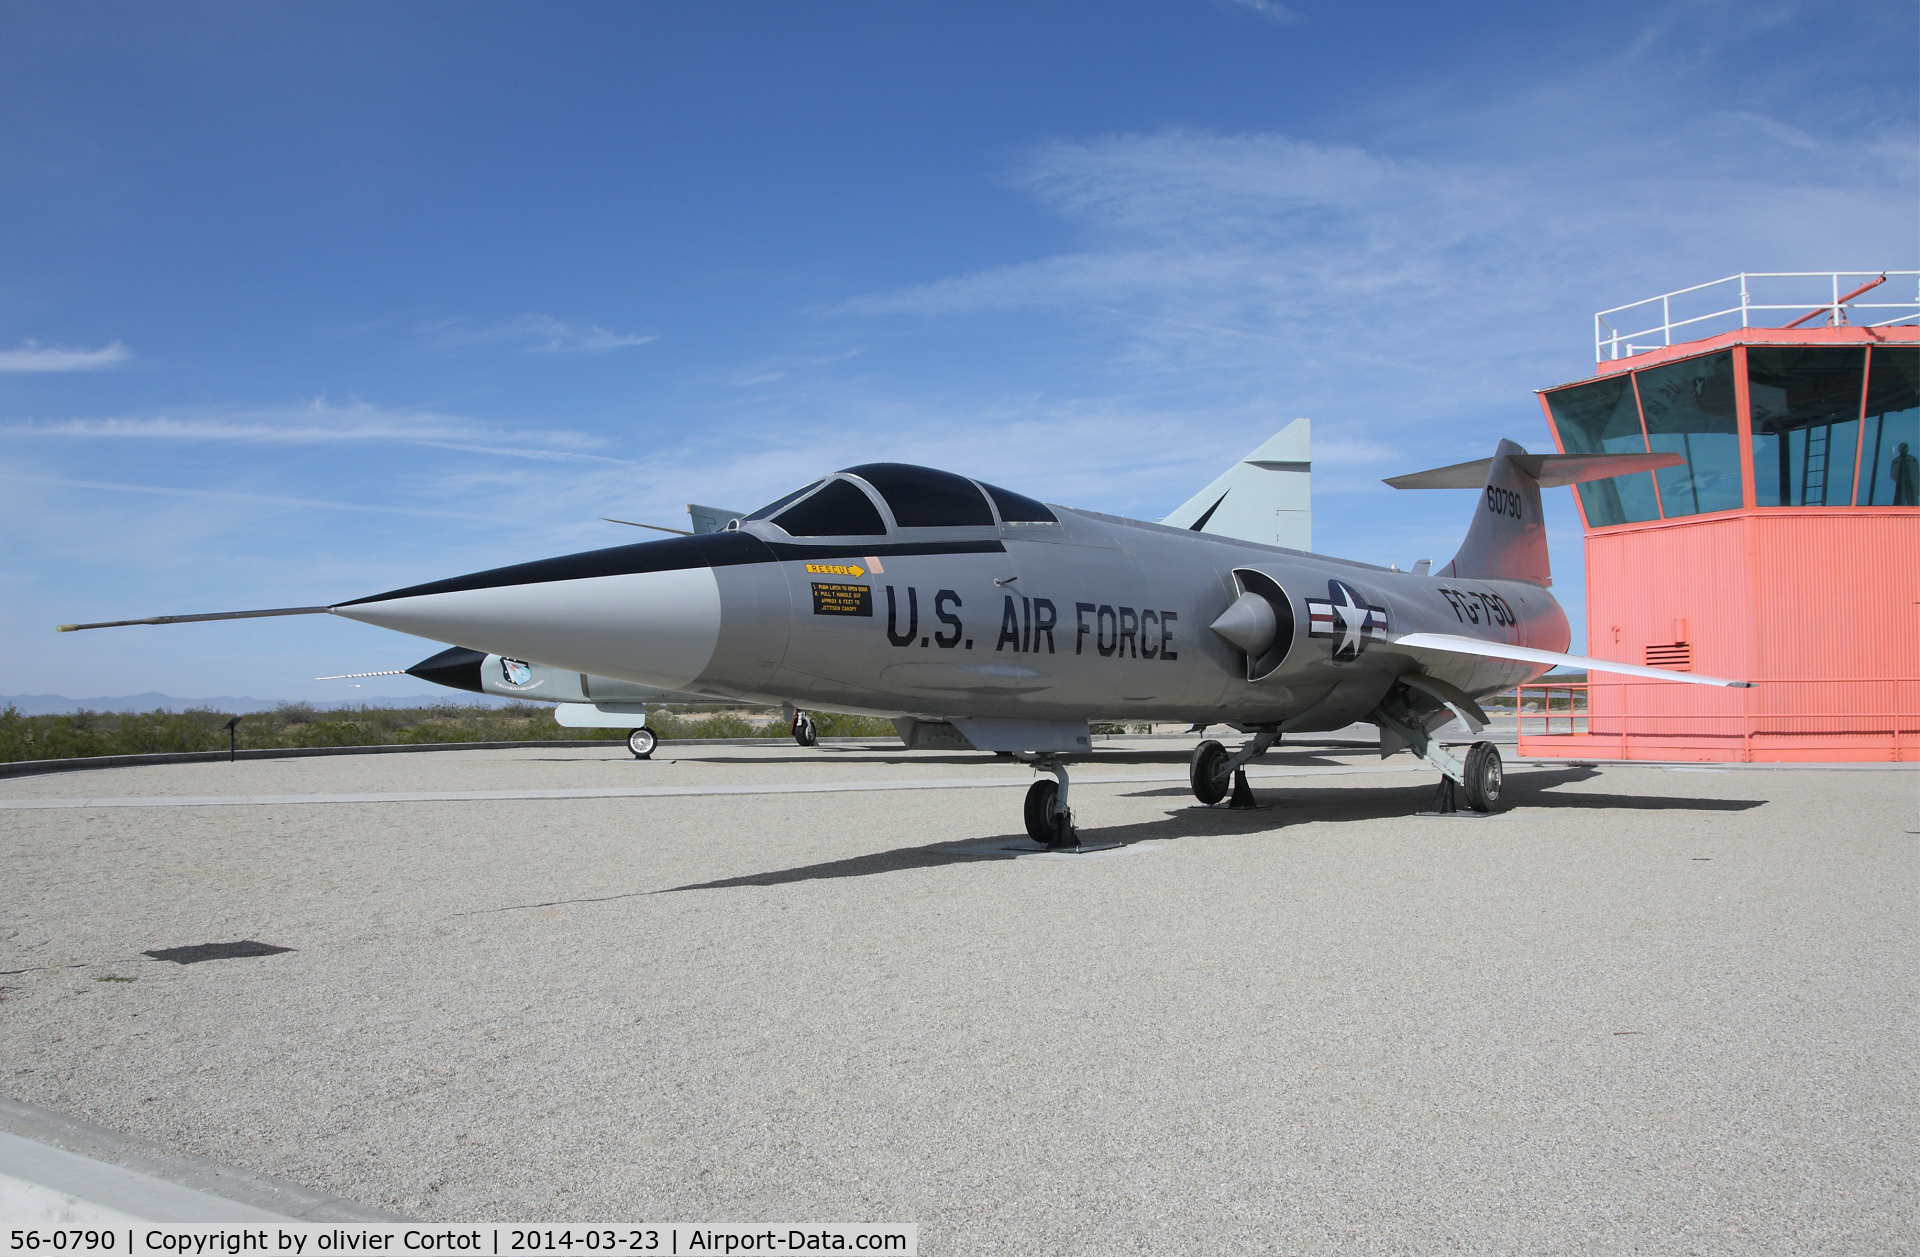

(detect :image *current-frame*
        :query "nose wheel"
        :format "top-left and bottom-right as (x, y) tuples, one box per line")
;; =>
(1022, 755), (1077, 847)
(626, 727), (657, 759)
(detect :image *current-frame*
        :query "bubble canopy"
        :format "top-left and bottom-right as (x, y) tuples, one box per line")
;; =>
(1543, 345), (1920, 526)
(743, 463), (1058, 535)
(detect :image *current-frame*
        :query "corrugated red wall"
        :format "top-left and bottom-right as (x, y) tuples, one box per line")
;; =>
(1559, 511), (1918, 759)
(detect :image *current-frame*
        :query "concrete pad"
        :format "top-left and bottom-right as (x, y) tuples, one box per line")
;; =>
(1, 742), (1914, 1252)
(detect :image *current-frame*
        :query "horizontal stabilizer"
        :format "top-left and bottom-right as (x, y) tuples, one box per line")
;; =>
(1385, 451), (1682, 490)
(57, 606), (333, 633)
(1393, 632), (1752, 688)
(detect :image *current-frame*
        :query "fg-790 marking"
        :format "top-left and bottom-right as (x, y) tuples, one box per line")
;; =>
(65, 447), (1748, 849)
(1437, 586), (1516, 628)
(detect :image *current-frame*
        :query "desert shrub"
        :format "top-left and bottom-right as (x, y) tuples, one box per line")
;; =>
(0, 697), (907, 762)
(806, 711), (898, 738)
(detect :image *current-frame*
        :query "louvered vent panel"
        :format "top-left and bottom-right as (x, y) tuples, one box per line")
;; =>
(1644, 642), (1692, 671)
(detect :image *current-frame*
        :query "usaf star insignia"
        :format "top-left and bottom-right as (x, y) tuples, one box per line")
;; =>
(1305, 579), (1389, 662)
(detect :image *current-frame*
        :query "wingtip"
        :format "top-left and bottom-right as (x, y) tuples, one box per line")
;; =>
(55, 624), (77, 633)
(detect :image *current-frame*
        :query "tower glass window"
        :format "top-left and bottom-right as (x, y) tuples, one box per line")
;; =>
(1635, 351), (1743, 517)
(1544, 375), (1660, 526)
(1862, 347), (1920, 506)
(1748, 347), (1865, 507)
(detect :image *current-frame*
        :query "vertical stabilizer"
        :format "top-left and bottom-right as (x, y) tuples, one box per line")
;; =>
(1161, 418), (1312, 549)
(1438, 439), (1550, 584)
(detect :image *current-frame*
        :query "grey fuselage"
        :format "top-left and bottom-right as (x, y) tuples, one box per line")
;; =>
(335, 495), (1568, 736)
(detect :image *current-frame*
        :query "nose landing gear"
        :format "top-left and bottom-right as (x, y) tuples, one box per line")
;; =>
(1023, 754), (1076, 847)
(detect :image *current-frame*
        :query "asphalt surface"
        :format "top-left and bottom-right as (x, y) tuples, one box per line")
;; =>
(1, 739), (1914, 1253)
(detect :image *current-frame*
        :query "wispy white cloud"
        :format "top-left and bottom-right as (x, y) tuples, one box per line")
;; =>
(510, 313), (656, 352)
(834, 106), (1915, 454)
(0, 339), (130, 372)
(1, 400), (639, 464)
(432, 313), (656, 353)
(1215, 0), (1302, 22)
(0, 472), (491, 520)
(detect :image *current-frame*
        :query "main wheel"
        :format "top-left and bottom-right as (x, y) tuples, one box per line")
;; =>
(1462, 741), (1504, 812)
(1189, 739), (1229, 805)
(626, 727), (657, 760)
(792, 713), (818, 747)
(1024, 779), (1071, 847)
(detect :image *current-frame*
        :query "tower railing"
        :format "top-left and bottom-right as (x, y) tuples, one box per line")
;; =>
(1594, 271), (1920, 362)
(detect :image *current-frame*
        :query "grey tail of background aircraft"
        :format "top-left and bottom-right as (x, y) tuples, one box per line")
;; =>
(1160, 417), (1312, 550)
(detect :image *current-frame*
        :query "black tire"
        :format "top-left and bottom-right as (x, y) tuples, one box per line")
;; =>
(1024, 779), (1071, 846)
(792, 713), (818, 748)
(626, 727), (657, 759)
(1462, 741), (1504, 812)
(1190, 740), (1229, 805)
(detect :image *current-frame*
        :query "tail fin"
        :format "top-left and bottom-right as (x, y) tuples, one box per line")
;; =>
(1386, 441), (1684, 586)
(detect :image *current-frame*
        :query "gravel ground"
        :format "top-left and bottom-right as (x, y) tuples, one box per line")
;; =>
(1, 742), (1915, 1253)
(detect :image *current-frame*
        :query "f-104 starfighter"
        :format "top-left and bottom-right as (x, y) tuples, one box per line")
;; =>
(62, 442), (1746, 846)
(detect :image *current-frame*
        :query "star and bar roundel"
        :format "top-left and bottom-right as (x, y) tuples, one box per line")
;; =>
(1305, 579), (1389, 663)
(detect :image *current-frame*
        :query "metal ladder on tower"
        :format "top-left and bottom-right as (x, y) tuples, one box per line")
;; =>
(1801, 425), (1829, 505)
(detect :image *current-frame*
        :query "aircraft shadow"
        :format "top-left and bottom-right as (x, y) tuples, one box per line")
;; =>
(659, 770), (1768, 892)
(658, 746), (1379, 770)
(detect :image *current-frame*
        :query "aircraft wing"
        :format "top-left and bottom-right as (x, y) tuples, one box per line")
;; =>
(1392, 632), (1752, 688)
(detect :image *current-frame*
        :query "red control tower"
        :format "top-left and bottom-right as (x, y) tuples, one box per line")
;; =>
(1519, 271), (1919, 762)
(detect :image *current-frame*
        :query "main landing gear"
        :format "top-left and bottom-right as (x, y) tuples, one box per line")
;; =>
(1189, 729), (1281, 808)
(626, 727), (657, 759)
(1372, 697), (1506, 814)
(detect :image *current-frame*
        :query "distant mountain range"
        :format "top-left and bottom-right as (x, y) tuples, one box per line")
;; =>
(1, 692), (523, 716)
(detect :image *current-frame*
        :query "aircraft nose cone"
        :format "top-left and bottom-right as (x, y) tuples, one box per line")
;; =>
(335, 565), (723, 692)
(1210, 591), (1277, 657)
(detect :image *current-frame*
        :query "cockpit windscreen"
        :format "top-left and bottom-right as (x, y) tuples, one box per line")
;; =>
(745, 480), (825, 521)
(979, 482), (1056, 523)
(773, 479), (887, 536)
(842, 463), (994, 528)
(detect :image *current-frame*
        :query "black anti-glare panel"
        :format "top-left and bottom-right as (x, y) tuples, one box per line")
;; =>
(339, 532), (1007, 606)
(774, 479), (888, 536)
(979, 481), (1057, 523)
(841, 463), (994, 528)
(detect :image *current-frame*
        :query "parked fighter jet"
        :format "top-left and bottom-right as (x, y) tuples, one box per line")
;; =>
(334, 435), (1322, 762)
(59, 441), (1746, 846)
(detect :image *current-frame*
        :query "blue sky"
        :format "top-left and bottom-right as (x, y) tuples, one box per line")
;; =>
(4, 0), (1915, 700)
